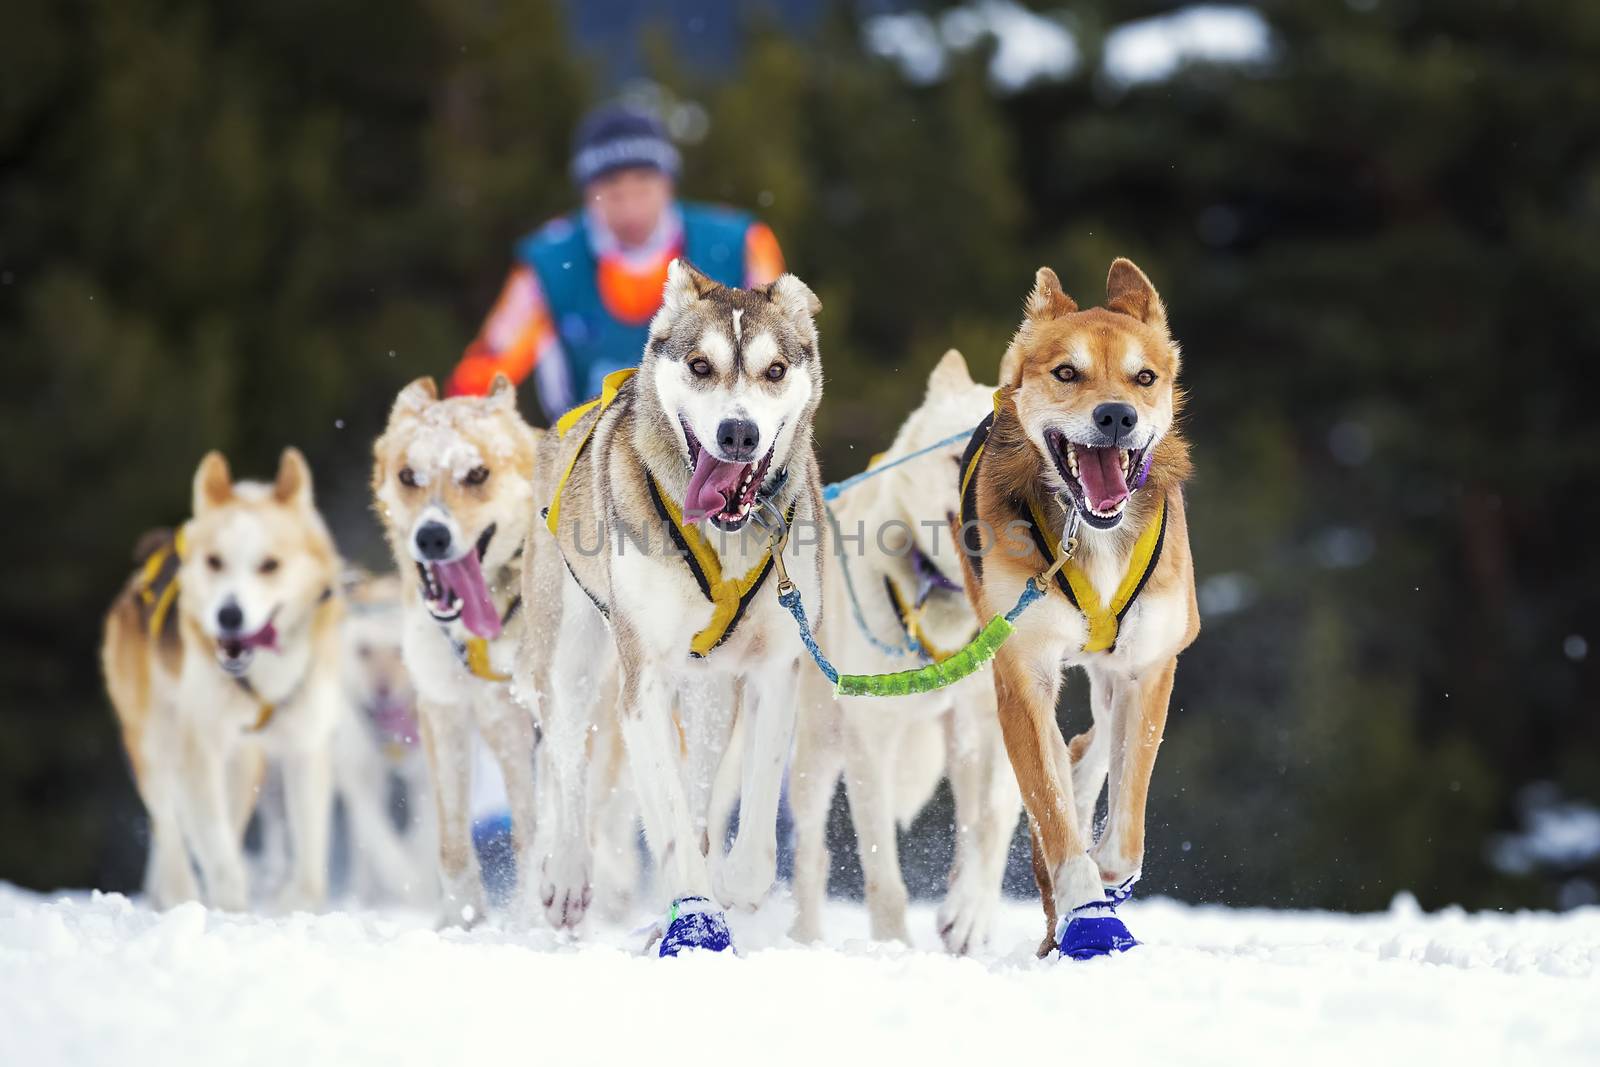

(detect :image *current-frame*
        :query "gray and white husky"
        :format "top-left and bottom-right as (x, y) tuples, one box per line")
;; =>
(521, 259), (826, 950)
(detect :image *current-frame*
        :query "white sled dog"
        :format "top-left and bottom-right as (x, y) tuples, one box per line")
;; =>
(333, 569), (436, 906)
(101, 448), (345, 911)
(790, 350), (1022, 953)
(528, 259), (826, 954)
(371, 375), (543, 926)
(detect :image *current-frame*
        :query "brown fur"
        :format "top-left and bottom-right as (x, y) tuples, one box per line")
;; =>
(961, 259), (1200, 953)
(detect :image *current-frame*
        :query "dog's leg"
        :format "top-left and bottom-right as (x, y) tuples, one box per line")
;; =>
(619, 654), (711, 903)
(588, 703), (641, 923)
(536, 592), (606, 929)
(993, 641), (1103, 926)
(788, 669), (843, 943)
(227, 744), (266, 845)
(277, 738), (333, 911)
(1090, 657), (1176, 893)
(938, 694), (1021, 955)
(1027, 819), (1056, 956)
(694, 679), (741, 859)
(178, 727), (249, 911)
(417, 699), (485, 927)
(477, 693), (540, 924)
(838, 710), (913, 943)
(1068, 719), (1110, 846)
(135, 711), (201, 908)
(714, 660), (800, 912)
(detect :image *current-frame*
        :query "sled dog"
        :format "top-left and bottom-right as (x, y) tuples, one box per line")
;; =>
(333, 569), (436, 905)
(528, 259), (825, 953)
(101, 448), (345, 911)
(371, 375), (542, 926)
(790, 349), (1021, 953)
(957, 259), (1198, 958)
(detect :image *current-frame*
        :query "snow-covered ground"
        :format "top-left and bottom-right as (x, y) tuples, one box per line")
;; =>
(2, 884), (1597, 1066)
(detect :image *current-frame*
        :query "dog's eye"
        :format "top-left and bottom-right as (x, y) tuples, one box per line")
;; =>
(259, 557), (279, 575)
(1136, 369), (1157, 387)
(1052, 365), (1078, 383)
(689, 357), (712, 377)
(464, 466), (490, 486)
(398, 467), (418, 488)
(766, 363), (786, 382)
(206, 554), (224, 573)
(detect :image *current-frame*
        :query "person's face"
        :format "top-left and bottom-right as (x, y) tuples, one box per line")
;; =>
(585, 167), (674, 248)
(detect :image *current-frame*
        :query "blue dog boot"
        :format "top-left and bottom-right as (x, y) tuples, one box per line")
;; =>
(1104, 874), (1139, 908)
(658, 896), (734, 957)
(1056, 901), (1139, 961)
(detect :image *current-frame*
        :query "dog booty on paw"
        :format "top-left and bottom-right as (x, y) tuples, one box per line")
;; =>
(1056, 902), (1139, 961)
(1104, 874), (1139, 908)
(658, 896), (734, 957)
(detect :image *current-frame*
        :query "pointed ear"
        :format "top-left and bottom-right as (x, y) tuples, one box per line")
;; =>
(273, 447), (314, 508)
(193, 451), (232, 516)
(766, 273), (822, 330)
(1106, 258), (1167, 332)
(392, 376), (437, 420)
(927, 349), (973, 394)
(1026, 267), (1077, 322)
(663, 258), (718, 313)
(486, 373), (516, 409)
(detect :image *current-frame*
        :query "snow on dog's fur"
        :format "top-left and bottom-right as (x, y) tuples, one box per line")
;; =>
(959, 259), (1199, 954)
(371, 375), (543, 926)
(528, 260), (826, 944)
(790, 350), (1021, 953)
(101, 448), (344, 911)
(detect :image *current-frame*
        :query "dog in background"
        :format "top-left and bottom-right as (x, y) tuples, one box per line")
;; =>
(333, 568), (436, 907)
(529, 260), (826, 954)
(957, 259), (1198, 958)
(790, 350), (1021, 953)
(101, 448), (345, 911)
(371, 375), (542, 926)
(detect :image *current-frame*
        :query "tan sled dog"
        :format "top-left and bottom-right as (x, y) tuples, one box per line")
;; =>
(371, 375), (542, 926)
(530, 260), (826, 953)
(102, 449), (344, 911)
(957, 259), (1198, 958)
(790, 350), (1021, 953)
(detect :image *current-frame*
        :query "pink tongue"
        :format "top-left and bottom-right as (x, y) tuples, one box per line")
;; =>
(434, 553), (501, 639)
(239, 621), (278, 652)
(1077, 447), (1129, 511)
(683, 449), (746, 522)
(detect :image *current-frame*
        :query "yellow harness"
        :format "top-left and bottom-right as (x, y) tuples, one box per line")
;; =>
(464, 636), (508, 682)
(958, 390), (1168, 654)
(881, 577), (971, 663)
(646, 476), (794, 658)
(139, 527), (188, 641)
(546, 367), (637, 537)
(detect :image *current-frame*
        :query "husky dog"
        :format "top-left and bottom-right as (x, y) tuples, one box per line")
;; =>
(790, 350), (1021, 953)
(957, 260), (1198, 959)
(528, 259), (825, 954)
(371, 375), (542, 926)
(101, 449), (345, 911)
(332, 569), (436, 906)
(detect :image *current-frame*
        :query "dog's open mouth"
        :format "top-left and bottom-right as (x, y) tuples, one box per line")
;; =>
(216, 620), (278, 676)
(1045, 430), (1149, 530)
(415, 524), (502, 639)
(682, 424), (775, 532)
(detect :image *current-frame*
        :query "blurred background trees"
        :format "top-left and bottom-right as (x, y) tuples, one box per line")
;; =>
(2, 0), (1596, 910)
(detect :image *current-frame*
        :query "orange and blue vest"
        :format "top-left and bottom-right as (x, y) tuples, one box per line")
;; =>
(517, 203), (753, 403)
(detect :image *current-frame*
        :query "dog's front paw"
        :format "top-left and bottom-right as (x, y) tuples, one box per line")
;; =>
(658, 896), (734, 957)
(539, 851), (593, 929)
(1055, 902), (1139, 961)
(713, 844), (775, 911)
(270, 881), (326, 916)
(936, 881), (997, 955)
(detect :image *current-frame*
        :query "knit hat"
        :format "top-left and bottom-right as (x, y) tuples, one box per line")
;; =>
(569, 105), (682, 187)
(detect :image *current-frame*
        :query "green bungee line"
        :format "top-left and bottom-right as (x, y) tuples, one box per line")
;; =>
(833, 611), (1016, 696)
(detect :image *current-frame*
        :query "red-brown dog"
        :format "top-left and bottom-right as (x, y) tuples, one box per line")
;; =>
(957, 259), (1198, 958)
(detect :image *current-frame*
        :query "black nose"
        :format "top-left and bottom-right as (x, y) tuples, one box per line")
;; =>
(716, 418), (760, 462)
(217, 602), (243, 633)
(414, 521), (453, 561)
(1093, 403), (1138, 445)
